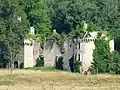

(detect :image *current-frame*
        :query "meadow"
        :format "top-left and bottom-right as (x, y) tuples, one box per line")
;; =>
(0, 69), (120, 90)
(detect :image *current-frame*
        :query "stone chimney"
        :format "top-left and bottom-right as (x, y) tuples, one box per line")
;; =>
(30, 27), (35, 35)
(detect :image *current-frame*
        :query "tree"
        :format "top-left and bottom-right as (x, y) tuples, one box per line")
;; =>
(46, 0), (98, 33)
(108, 52), (120, 74)
(24, 0), (52, 42)
(92, 38), (110, 74)
(0, 0), (28, 73)
(46, 0), (120, 40)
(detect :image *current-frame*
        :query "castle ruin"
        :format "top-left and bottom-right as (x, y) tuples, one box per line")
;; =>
(0, 27), (114, 73)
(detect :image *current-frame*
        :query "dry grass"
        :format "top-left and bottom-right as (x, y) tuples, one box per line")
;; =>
(0, 69), (120, 90)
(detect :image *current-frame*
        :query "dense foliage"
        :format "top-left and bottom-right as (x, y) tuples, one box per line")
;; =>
(55, 56), (63, 70)
(92, 38), (110, 74)
(108, 52), (120, 74)
(36, 55), (44, 67)
(92, 38), (120, 74)
(46, 0), (120, 38)
(24, 0), (52, 42)
(0, 0), (28, 67)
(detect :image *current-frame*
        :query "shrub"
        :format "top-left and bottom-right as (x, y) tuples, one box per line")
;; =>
(36, 55), (44, 67)
(108, 52), (120, 74)
(92, 37), (120, 74)
(73, 60), (81, 73)
(20, 63), (24, 69)
(55, 56), (63, 70)
(92, 38), (110, 74)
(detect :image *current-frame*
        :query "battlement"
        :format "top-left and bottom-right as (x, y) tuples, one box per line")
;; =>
(75, 38), (95, 43)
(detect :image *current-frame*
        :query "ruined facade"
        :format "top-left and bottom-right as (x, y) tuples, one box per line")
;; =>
(43, 38), (61, 67)
(41, 32), (114, 73)
(74, 38), (95, 73)
(0, 27), (115, 73)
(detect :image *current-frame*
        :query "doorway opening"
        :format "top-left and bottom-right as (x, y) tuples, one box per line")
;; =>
(14, 61), (18, 68)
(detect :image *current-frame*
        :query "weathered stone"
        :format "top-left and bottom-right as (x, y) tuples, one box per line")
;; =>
(62, 37), (74, 71)
(24, 39), (40, 68)
(43, 38), (61, 67)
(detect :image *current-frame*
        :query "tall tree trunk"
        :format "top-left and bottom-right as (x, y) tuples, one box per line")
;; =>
(10, 52), (12, 74)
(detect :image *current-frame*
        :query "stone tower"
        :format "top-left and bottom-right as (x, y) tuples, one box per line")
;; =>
(24, 27), (40, 68)
(75, 38), (95, 73)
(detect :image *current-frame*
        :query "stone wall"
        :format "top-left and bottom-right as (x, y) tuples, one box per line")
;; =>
(62, 37), (74, 71)
(43, 38), (61, 67)
(75, 39), (95, 72)
(24, 39), (34, 68)
(24, 39), (40, 68)
(23, 36), (114, 72)
(33, 40), (40, 65)
(61, 38), (95, 72)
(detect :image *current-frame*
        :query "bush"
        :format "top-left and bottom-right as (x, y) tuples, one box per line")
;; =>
(92, 38), (110, 74)
(55, 56), (63, 70)
(108, 52), (120, 74)
(73, 60), (81, 73)
(92, 37), (120, 74)
(36, 55), (44, 67)
(20, 63), (24, 69)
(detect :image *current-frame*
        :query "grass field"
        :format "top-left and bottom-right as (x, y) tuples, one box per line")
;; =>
(0, 69), (120, 90)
